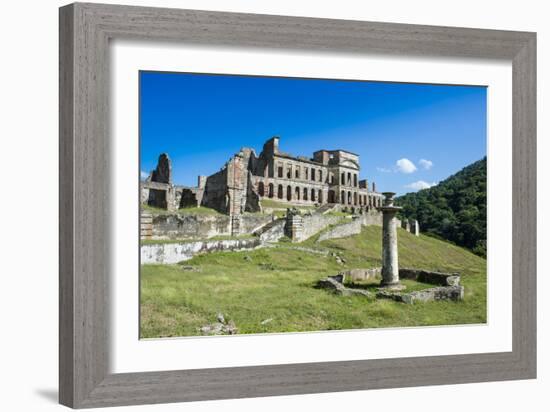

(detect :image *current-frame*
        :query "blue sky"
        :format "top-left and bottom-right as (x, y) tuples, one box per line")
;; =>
(140, 71), (486, 195)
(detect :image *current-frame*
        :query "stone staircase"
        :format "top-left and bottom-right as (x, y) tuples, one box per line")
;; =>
(315, 203), (339, 215)
(253, 218), (286, 243)
(140, 212), (153, 240)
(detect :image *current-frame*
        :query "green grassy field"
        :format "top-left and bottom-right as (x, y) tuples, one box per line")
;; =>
(140, 226), (486, 338)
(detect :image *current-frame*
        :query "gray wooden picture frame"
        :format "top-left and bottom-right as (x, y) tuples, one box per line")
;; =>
(59, 2), (536, 409)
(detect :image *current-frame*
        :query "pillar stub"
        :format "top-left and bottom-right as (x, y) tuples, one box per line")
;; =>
(377, 192), (403, 288)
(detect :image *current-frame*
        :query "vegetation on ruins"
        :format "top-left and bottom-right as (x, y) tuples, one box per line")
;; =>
(142, 204), (222, 216)
(140, 226), (486, 338)
(396, 158), (487, 257)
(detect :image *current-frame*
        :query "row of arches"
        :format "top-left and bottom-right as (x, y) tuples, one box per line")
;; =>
(256, 181), (382, 207)
(258, 182), (324, 203)
(339, 190), (382, 207)
(275, 162), (324, 183)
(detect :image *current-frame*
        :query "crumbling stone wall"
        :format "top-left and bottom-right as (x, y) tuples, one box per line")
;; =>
(201, 168), (229, 213)
(178, 188), (200, 208)
(285, 210), (304, 241)
(151, 214), (231, 239)
(146, 185), (175, 211)
(149, 213), (271, 240)
(294, 213), (341, 242)
(399, 268), (460, 286)
(340, 267), (382, 281)
(141, 154), (177, 211)
(238, 214), (272, 234)
(151, 153), (172, 184)
(140, 184), (150, 204)
(256, 219), (286, 243)
(360, 210), (383, 226)
(245, 171), (261, 213)
(201, 149), (261, 215)
(317, 217), (362, 242)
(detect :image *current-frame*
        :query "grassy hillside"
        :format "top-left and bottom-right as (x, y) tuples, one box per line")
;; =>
(140, 226), (486, 338)
(397, 157), (487, 257)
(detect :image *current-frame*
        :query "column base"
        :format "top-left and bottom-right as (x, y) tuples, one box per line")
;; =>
(379, 282), (406, 291)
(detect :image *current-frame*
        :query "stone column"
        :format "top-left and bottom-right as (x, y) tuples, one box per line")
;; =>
(285, 208), (303, 242)
(378, 192), (402, 287)
(230, 214), (242, 237)
(409, 219), (420, 236)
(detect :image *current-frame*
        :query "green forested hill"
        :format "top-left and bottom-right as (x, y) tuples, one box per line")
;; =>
(397, 157), (487, 257)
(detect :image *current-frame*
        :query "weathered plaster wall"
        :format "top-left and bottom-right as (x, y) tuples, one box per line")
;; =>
(141, 237), (262, 264)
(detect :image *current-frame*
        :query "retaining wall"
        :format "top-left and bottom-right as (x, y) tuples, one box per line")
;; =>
(150, 213), (271, 240)
(296, 214), (341, 242)
(317, 218), (362, 242)
(141, 237), (262, 264)
(360, 210), (383, 226)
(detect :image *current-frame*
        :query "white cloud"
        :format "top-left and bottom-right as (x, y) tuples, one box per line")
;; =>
(419, 159), (433, 170)
(376, 167), (392, 173)
(396, 158), (417, 174)
(140, 170), (149, 180)
(405, 180), (437, 191)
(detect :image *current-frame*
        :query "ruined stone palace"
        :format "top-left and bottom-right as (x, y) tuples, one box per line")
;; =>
(141, 136), (385, 215)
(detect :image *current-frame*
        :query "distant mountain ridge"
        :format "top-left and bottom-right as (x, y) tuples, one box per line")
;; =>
(397, 158), (487, 257)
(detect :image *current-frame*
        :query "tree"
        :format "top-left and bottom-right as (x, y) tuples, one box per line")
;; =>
(397, 157), (487, 257)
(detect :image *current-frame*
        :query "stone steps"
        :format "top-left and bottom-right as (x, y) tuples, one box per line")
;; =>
(140, 212), (153, 240)
(315, 203), (339, 215)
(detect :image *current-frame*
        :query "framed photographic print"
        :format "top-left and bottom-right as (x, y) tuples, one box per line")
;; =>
(59, 2), (536, 408)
